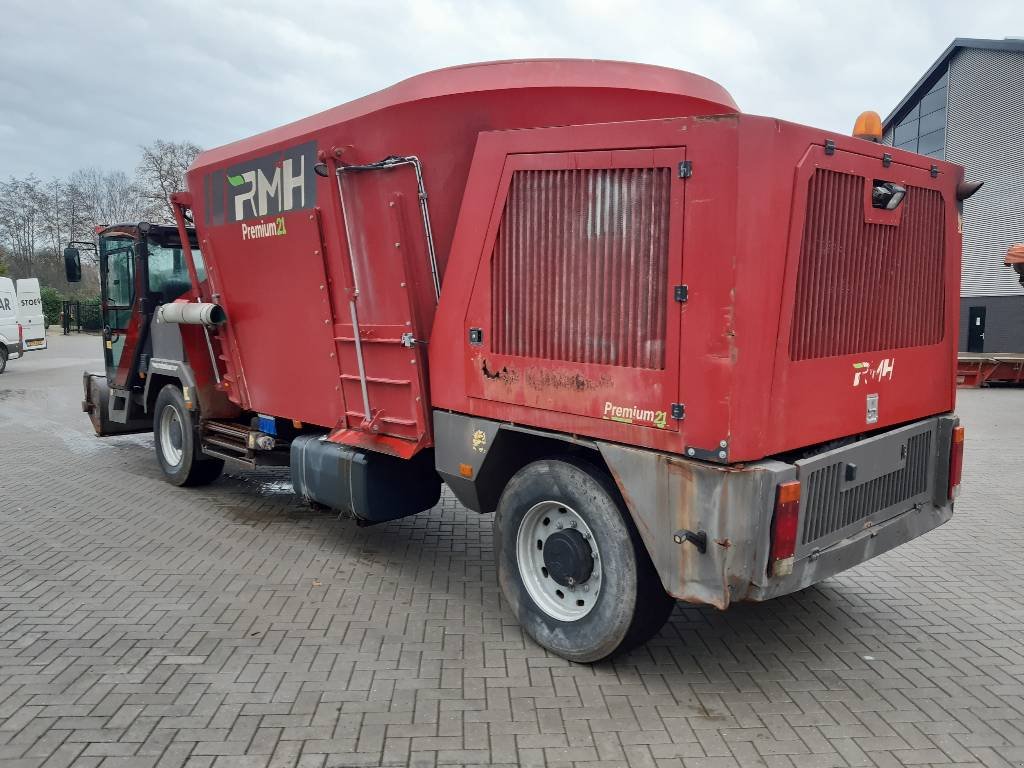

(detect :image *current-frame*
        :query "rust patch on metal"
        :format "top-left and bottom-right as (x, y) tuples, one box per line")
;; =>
(480, 360), (517, 385)
(693, 113), (740, 123)
(523, 368), (612, 393)
(715, 538), (732, 549)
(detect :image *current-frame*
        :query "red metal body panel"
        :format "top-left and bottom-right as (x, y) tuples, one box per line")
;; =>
(183, 59), (962, 463)
(430, 115), (963, 461)
(185, 60), (738, 451)
(465, 148), (686, 431)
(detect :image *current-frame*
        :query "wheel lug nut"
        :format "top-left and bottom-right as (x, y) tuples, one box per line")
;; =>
(556, 522), (563, 529)
(569, 520), (577, 528)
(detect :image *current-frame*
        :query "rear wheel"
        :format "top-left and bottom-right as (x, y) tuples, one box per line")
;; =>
(153, 384), (224, 487)
(0, 346), (7, 374)
(495, 457), (675, 662)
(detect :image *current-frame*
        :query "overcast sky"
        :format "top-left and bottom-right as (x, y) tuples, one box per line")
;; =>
(1, 0), (1021, 180)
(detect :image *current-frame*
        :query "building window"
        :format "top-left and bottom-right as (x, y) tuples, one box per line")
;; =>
(890, 69), (948, 158)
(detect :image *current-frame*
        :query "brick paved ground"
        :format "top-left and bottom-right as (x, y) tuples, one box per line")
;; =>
(1, 333), (1023, 768)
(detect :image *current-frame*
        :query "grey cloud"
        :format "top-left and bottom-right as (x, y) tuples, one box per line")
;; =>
(1, 0), (1021, 180)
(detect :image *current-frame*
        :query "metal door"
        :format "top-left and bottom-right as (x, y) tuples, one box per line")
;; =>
(333, 159), (438, 453)
(967, 306), (986, 353)
(99, 235), (141, 386)
(467, 147), (687, 432)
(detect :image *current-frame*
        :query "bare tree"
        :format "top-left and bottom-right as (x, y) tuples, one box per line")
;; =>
(0, 176), (47, 264)
(69, 167), (149, 235)
(136, 140), (201, 223)
(0, 138), (199, 282)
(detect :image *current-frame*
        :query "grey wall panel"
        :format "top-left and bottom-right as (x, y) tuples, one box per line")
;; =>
(958, 295), (1024, 352)
(947, 48), (1024, 298)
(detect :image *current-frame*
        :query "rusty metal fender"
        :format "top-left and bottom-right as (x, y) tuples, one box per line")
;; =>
(81, 372), (152, 437)
(598, 441), (794, 608)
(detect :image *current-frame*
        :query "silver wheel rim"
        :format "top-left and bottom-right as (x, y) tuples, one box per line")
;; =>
(516, 501), (601, 621)
(159, 404), (184, 468)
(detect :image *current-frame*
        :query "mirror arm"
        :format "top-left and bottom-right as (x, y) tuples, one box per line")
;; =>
(170, 191), (203, 300)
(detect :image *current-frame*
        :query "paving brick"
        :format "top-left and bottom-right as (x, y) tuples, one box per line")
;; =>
(3, 334), (1024, 768)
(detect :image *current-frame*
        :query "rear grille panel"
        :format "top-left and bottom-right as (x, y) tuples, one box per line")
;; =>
(790, 169), (946, 361)
(491, 167), (671, 369)
(800, 429), (932, 547)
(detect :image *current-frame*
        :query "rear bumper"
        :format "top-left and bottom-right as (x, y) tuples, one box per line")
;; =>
(747, 497), (952, 601)
(3, 341), (22, 358)
(599, 413), (958, 608)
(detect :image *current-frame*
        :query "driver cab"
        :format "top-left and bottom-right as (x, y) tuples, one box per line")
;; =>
(64, 223), (205, 431)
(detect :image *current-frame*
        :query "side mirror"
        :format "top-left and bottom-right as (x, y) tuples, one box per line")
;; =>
(64, 247), (82, 283)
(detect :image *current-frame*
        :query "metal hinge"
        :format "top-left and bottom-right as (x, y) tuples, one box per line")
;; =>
(674, 285), (688, 303)
(671, 403), (685, 420)
(678, 160), (692, 179)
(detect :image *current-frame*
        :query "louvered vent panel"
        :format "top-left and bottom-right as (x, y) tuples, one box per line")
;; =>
(800, 430), (932, 546)
(790, 169), (946, 361)
(491, 167), (670, 369)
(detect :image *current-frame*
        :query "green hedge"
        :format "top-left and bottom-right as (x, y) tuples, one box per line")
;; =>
(79, 298), (102, 331)
(39, 286), (102, 330)
(40, 286), (63, 326)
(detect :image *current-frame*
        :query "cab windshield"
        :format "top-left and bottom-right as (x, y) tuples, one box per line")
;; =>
(147, 231), (207, 301)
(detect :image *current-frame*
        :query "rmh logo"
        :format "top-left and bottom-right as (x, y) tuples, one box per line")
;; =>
(228, 155), (306, 221)
(207, 142), (316, 227)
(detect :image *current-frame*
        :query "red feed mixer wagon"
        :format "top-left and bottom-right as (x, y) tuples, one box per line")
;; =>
(65, 60), (972, 661)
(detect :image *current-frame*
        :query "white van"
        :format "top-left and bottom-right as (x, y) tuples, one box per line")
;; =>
(15, 278), (46, 351)
(0, 277), (22, 373)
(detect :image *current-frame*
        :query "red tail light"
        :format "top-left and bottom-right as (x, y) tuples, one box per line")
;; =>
(770, 481), (801, 577)
(17, 322), (23, 344)
(948, 426), (965, 499)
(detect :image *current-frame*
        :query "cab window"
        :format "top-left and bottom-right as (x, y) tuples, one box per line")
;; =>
(147, 234), (206, 302)
(100, 237), (135, 307)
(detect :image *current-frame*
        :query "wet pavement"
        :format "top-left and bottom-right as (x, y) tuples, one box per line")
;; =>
(1, 333), (1023, 768)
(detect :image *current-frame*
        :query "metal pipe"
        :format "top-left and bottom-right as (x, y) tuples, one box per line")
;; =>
(157, 302), (226, 326)
(202, 324), (221, 384)
(335, 168), (371, 422)
(349, 300), (372, 424)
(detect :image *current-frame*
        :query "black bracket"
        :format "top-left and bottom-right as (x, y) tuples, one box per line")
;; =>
(673, 529), (707, 554)
(468, 327), (483, 346)
(685, 444), (729, 463)
(930, 164), (939, 178)
(671, 402), (685, 420)
(824, 139), (835, 156)
(882, 153), (892, 168)
(674, 285), (688, 303)
(678, 160), (693, 179)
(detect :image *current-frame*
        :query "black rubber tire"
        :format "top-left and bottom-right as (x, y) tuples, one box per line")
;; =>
(0, 346), (7, 374)
(153, 384), (224, 487)
(494, 456), (675, 663)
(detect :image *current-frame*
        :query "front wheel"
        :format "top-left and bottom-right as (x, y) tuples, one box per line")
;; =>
(153, 385), (224, 487)
(495, 457), (675, 663)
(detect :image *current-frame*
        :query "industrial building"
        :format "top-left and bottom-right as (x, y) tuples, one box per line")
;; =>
(883, 37), (1024, 352)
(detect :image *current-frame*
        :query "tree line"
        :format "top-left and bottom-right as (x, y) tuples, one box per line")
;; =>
(0, 140), (201, 301)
